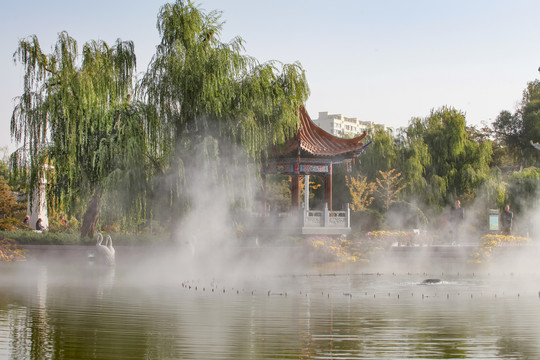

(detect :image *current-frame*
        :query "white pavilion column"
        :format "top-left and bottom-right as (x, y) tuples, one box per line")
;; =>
(304, 174), (310, 212)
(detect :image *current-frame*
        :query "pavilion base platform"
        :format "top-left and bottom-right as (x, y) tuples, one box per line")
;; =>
(301, 227), (351, 236)
(244, 204), (352, 238)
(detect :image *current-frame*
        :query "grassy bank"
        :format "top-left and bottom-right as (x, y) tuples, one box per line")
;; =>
(0, 230), (172, 246)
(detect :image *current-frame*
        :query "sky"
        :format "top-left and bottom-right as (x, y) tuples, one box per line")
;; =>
(2, 0), (540, 153)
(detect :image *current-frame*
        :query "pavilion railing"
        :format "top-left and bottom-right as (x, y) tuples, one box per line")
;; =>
(303, 203), (350, 229)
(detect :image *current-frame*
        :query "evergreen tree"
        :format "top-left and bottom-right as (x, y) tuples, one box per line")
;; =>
(493, 79), (540, 167)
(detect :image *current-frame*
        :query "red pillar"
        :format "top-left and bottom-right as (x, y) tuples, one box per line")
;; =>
(324, 173), (333, 211)
(291, 175), (300, 209)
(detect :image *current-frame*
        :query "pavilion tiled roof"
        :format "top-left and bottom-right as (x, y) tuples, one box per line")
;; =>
(280, 106), (367, 158)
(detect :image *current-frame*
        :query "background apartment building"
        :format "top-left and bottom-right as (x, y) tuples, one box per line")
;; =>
(313, 111), (385, 138)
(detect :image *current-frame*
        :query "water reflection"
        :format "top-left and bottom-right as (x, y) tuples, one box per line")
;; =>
(0, 259), (539, 359)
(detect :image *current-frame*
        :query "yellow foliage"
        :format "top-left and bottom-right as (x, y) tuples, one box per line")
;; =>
(345, 175), (376, 211)
(375, 169), (407, 210)
(0, 237), (27, 262)
(470, 233), (530, 263)
(307, 231), (412, 263)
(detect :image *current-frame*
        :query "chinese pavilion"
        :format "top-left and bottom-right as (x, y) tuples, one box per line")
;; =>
(262, 106), (369, 235)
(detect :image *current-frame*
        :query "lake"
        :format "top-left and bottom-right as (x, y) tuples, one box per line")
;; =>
(0, 245), (539, 359)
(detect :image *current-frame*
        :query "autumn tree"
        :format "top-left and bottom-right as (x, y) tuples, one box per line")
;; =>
(0, 176), (25, 231)
(345, 175), (376, 211)
(375, 169), (407, 211)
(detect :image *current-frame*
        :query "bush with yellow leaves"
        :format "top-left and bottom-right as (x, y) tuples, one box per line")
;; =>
(0, 236), (27, 262)
(470, 234), (529, 264)
(307, 230), (416, 263)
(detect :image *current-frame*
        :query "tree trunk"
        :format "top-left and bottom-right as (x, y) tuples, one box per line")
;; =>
(80, 188), (103, 240)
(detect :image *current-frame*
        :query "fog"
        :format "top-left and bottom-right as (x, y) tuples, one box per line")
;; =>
(115, 138), (310, 291)
(79, 137), (540, 292)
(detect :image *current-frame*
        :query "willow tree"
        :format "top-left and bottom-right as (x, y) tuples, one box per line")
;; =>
(404, 106), (492, 206)
(357, 128), (398, 181)
(397, 134), (430, 198)
(141, 1), (309, 218)
(11, 31), (146, 239)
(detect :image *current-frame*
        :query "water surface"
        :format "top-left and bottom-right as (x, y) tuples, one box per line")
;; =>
(0, 249), (539, 359)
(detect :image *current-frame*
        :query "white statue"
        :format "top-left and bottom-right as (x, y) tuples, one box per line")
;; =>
(96, 233), (115, 266)
(531, 140), (540, 151)
(28, 164), (54, 230)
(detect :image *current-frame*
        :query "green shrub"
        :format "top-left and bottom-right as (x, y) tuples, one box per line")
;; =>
(0, 230), (81, 245)
(0, 227), (176, 246)
(350, 209), (383, 233)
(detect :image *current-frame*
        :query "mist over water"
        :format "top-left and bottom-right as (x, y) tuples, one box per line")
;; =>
(118, 139), (308, 291)
(130, 137), (540, 292)
(4, 256), (540, 359)
(3, 157), (540, 359)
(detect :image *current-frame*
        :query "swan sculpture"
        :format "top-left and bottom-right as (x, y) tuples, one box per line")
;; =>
(105, 234), (115, 258)
(96, 233), (115, 266)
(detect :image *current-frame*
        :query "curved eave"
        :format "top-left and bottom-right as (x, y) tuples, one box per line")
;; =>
(271, 106), (368, 159)
(298, 106), (366, 157)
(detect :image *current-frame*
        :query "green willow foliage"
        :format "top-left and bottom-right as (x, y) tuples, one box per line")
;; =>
(352, 106), (493, 213)
(140, 0), (310, 216)
(11, 31), (146, 235)
(142, 0), (309, 155)
(359, 128), (398, 182)
(403, 106), (492, 206)
(10, 1), (309, 235)
(505, 167), (540, 213)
